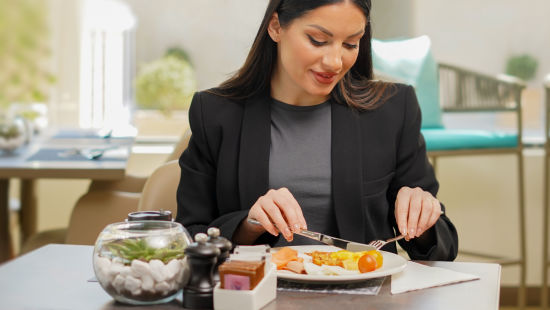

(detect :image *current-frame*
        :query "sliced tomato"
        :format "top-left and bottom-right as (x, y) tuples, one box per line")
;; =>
(366, 250), (383, 269)
(358, 254), (377, 273)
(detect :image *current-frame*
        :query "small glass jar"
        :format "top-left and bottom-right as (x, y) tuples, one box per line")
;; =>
(0, 116), (27, 154)
(93, 221), (192, 305)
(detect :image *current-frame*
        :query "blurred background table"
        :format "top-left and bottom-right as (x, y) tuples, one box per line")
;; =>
(0, 244), (501, 310)
(0, 129), (133, 263)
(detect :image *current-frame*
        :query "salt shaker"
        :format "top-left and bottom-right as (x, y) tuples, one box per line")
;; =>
(207, 227), (233, 283)
(183, 233), (220, 309)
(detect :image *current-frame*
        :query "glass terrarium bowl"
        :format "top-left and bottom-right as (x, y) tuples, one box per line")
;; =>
(0, 116), (27, 154)
(93, 221), (193, 305)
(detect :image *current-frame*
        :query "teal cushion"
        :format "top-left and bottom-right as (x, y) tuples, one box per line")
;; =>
(421, 128), (518, 151)
(372, 36), (443, 129)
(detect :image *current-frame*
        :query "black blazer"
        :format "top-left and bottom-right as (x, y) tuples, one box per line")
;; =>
(176, 84), (458, 261)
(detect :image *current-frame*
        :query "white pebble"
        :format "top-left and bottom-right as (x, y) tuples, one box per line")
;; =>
(131, 288), (142, 296)
(141, 274), (155, 292)
(95, 256), (111, 271)
(165, 259), (181, 280)
(168, 279), (179, 291)
(154, 281), (171, 294)
(94, 256), (112, 282)
(124, 275), (142, 292)
(108, 261), (125, 279)
(131, 259), (152, 279)
(120, 266), (132, 277)
(112, 274), (126, 293)
(149, 259), (168, 282)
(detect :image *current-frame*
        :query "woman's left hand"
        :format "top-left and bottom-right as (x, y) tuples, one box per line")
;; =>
(394, 186), (442, 240)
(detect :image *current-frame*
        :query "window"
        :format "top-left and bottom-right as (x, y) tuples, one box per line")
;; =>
(79, 0), (136, 130)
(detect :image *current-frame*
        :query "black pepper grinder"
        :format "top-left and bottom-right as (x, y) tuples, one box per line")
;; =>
(206, 227), (233, 283)
(183, 233), (220, 309)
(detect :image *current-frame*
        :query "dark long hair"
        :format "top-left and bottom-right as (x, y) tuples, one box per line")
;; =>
(210, 0), (393, 110)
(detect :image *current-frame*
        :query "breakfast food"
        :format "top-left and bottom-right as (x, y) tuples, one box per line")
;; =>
(272, 247), (383, 276)
(308, 249), (383, 273)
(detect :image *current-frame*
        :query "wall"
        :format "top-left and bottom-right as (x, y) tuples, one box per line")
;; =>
(371, 0), (414, 39)
(125, 0), (269, 90)
(414, 0), (550, 86)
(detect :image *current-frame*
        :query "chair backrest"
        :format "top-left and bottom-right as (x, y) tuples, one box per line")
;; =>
(166, 127), (192, 162)
(138, 160), (180, 216)
(372, 35), (443, 129)
(65, 191), (140, 245)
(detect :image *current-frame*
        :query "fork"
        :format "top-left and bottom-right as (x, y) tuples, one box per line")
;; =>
(368, 234), (406, 250)
(58, 146), (118, 160)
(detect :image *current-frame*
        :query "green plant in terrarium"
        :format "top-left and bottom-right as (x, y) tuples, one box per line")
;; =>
(134, 48), (197, 116)
(0, 122), (23, 139)
(505, 54), (538, 81)
(0, 0), (56, 112)
(104, 238), (186, 265)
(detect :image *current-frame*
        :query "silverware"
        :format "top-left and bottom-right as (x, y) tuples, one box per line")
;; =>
(247, 218), (376, 252)
(81, 148), (110, 160)
(98, 129), (113, 139)
(367, 234), (406, 250)
(58, 146), (118, 160)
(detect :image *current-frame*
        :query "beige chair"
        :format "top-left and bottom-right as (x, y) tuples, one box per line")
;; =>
(137, 160), (180, 214)
(63, 160), (180, 245)
(20, 128), (190, 252)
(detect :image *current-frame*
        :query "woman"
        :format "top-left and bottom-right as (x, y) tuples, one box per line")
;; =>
(176, 0), (458, 260)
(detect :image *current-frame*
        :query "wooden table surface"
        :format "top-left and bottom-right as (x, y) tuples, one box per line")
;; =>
(0, 244), (501, 310)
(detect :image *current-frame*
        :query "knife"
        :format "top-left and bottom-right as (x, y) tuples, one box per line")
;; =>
(246, 218), (376, 252)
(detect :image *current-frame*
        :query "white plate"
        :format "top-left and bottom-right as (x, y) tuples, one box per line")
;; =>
(274, 245), (407, 283)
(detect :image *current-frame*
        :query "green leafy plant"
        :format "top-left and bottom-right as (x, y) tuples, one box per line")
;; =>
(134, 49), (197, 116)
(0, 122), (23, 139)
(104, 238), (185, 265)
(0, 0), (56, 111)
(505, 54), (538, 81)
(165, 46), (192, 63)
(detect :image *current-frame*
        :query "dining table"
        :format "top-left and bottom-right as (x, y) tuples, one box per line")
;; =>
(0, 244), (501, 310)
(0, 129), (134, 263)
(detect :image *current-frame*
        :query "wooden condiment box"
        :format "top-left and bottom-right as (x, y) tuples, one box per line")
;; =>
(218, 260), (265, 290)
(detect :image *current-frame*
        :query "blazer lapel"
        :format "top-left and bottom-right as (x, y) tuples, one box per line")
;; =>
(331, 103), (365, 243)
(238, 95), (271, 210)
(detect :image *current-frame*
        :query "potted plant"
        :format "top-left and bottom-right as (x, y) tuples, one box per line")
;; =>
(134, 47), (197, 117)
(0, 116), (26, 154)
(505, 54), (538, 82)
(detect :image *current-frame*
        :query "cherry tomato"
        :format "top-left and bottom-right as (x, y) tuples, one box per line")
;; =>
(358, 254), (377, 273)
(366, 250), (383, 269)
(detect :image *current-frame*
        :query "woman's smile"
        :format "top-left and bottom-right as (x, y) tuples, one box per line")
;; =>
(311, 70), (338, 85)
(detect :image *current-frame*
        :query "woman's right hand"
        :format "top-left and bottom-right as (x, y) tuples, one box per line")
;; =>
(246, 187), (307, 242)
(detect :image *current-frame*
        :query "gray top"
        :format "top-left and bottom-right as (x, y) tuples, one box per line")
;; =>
(269, 98), (337, 246)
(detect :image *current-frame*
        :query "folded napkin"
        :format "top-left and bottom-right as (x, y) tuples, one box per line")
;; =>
(391, 261), (479, 294)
